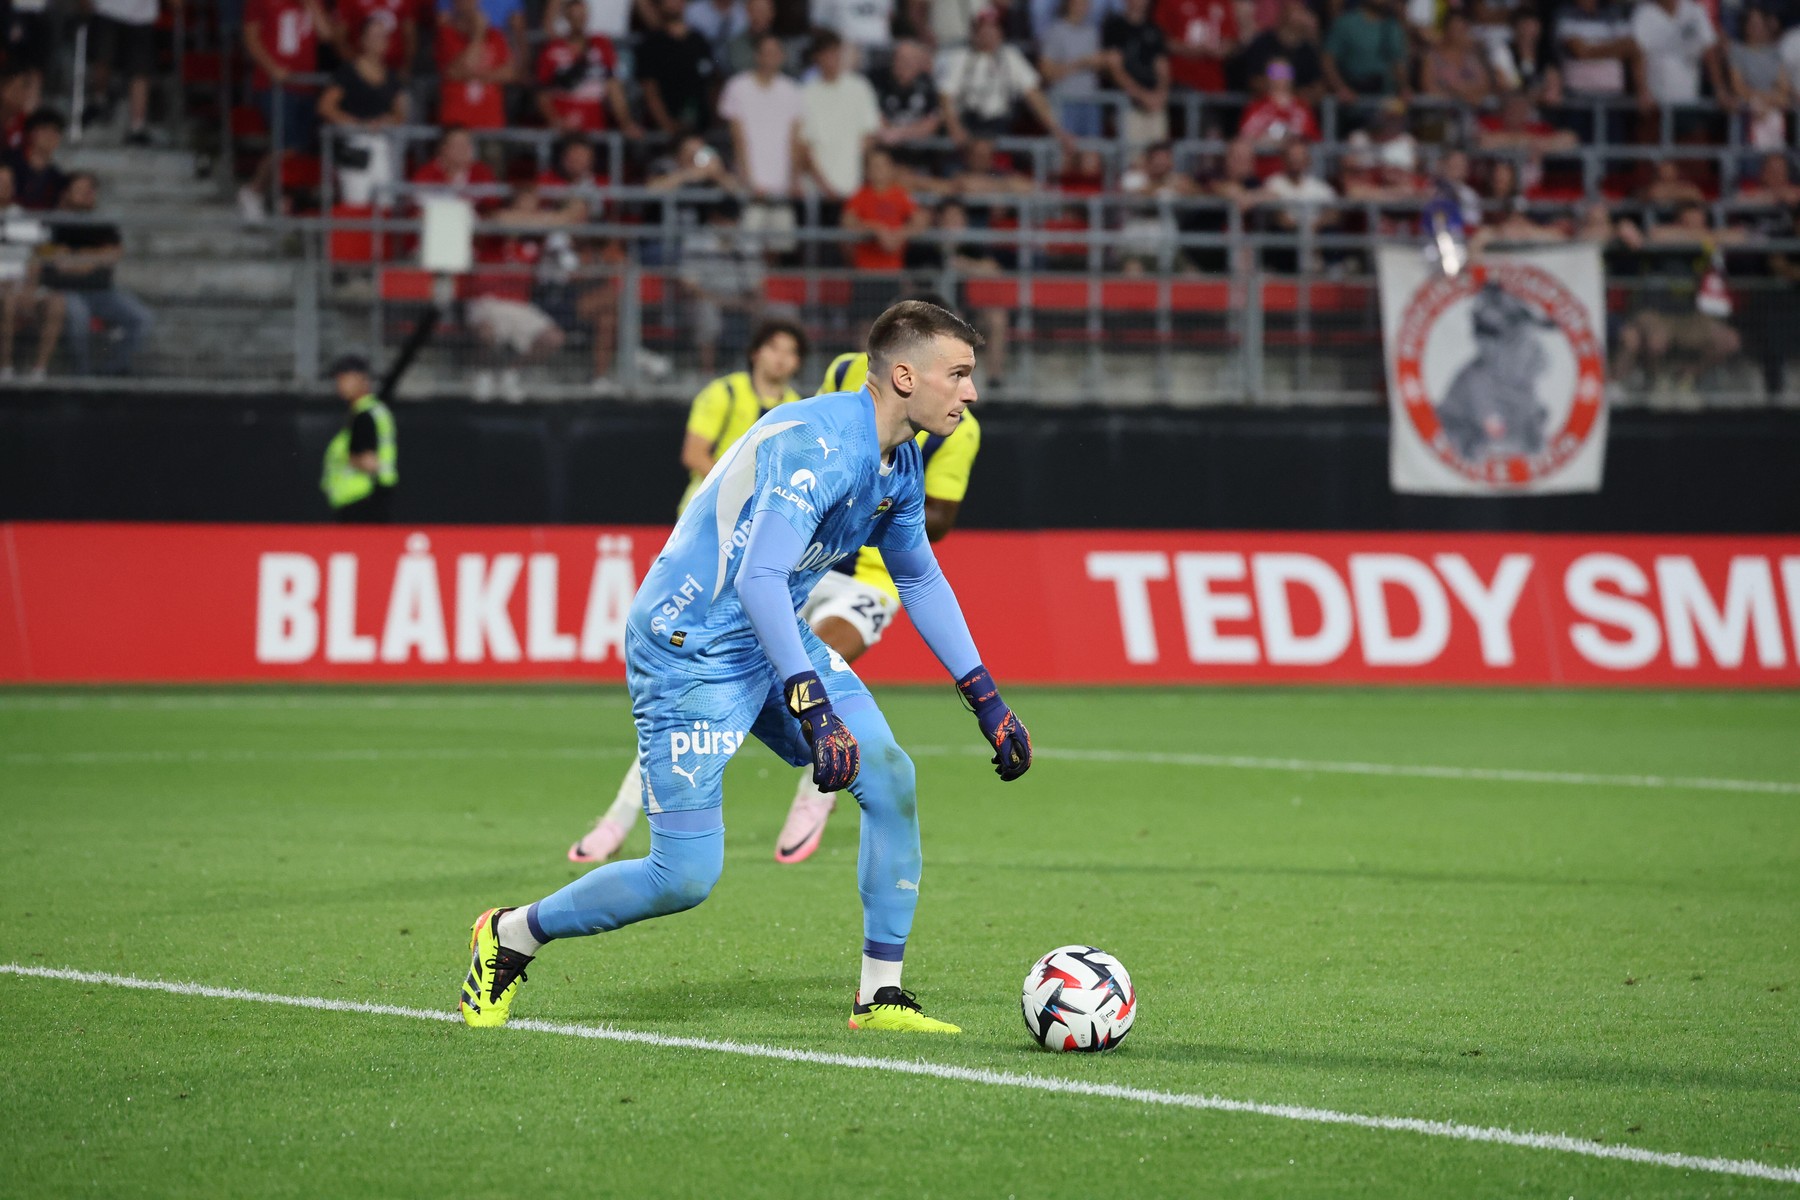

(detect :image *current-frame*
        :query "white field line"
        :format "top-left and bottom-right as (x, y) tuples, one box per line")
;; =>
(5, 741), (1798, 796)
(3, 963), (1795, 1186)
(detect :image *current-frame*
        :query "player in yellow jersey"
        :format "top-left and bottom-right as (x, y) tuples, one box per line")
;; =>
(568, 305), (980, 866)
(674, 318), (808, 514)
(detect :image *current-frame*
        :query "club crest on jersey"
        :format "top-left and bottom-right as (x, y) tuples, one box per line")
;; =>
(872, 497), (894, 517)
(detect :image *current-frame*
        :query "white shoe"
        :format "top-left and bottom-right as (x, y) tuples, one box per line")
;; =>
(588, 375), (620, 396)
(499, 368), (526, 403)
(237, 185), (268, 223)
(472, 370), (497, 402)
(636, 347), (673, 381)
(775, 777), (836, 864)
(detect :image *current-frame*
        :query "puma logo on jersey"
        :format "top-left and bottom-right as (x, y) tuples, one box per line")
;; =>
(816, 438), (838, 459)
(669, 763), (700, 788)
(895, 879), (918, 891)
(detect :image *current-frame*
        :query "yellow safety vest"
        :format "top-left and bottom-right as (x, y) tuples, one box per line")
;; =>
(321, 394), (398, 509)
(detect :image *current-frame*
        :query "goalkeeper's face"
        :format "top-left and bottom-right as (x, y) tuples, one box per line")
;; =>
(903, 334), (978, 437)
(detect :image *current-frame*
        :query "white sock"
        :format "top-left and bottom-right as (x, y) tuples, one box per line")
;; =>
(604, 760), (645, 831)
(496, 907), (543, 956)
(859, 954), (903, 1003)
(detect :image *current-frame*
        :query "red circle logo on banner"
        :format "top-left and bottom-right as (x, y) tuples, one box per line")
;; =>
(1393, 263), (1604, 486)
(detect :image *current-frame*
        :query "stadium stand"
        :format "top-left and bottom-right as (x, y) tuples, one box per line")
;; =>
(2, 0), (1798, 404)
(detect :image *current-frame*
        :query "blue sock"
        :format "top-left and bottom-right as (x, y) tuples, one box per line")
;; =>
(837, 697), (921, 951)
(529, 810), (725, 940)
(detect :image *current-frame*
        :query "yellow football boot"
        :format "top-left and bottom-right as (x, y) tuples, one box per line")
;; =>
(849, 987), (961, 1033)
(459, 907), (534, 1027)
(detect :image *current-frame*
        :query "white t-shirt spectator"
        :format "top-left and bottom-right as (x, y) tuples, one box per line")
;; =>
(803, 71), (883, 195)
(812, 0), (895, 50)
(935, 43), (1039, 123)
(583, 0), (631, 38)
(94, 0), (157, 23)
(1779, 24), (1800, 91)
(1264, 170), (1336, 229)
(719, 70), (806, 195)
(1556, 4), (1631, 95)
(1632, 0), (1716, 103)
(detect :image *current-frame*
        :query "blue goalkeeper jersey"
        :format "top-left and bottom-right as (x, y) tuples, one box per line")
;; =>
(631, 388), (928, 658)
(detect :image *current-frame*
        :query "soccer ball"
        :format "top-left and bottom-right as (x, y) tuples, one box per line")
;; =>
(1021, 945), (1135, 1052)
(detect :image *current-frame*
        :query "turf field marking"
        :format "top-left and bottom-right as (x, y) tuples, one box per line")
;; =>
(8, 740), (1798, 797)
(4, 962), (1796, 1186)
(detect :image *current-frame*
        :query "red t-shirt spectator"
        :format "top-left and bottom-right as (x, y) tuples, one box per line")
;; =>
(1158, 0), (1236, 92)
(411, 156), (500, 211)
(468, 236), (539, 302)
(436, 23), (511, 128)
(1239, 95), (1319, 174)
(337, 0), (420, 68)
(246, 0), (321, 88)
(844, 184), (916, 271)
(536, 36), (620, 131)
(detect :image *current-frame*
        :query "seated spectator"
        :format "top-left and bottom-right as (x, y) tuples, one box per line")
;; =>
(687, 0), (749, 69)
(1637, 158), (1705, 205)
(1322, 0), (1410, 102)
(1632, 0), (1729, 111)
(1738, 151), (1800, 205)
(1425, 146), (1483, 235)
(87, 0), (163, 145)
(802, 30), (884, 202)
(723, 0), (784, 76)
(639, 0), (722, 135)
(1476, 90), (1577, 193)
(1339, 99), (1416, 191)
(437, 0), (515, 133)
(1203, 138), (1262, 205)
(409, 125), (500, 210)
(40, 173), (151, 377)
(1058, 146), (1107, 193)
(1422, 12), (1497, 107)
(843, 147), (925, 274)
(1556, 0), (1649, 133)
(943, 136), (1034, 196)
(718, 33), (804, 248)
(925, 206), (1012, 380)
(1038, 0), (1108, 140)
(1, 70), (43, 155)
(1259, 138), (1339, 270)
(1616, 200), (1743, 398)
(1728, 7), (1791, 150)
(465, 181), (570, 401)
(1117, 140), (1197, 272)
(678, 198), (774, 376)
(6, 108), (67, 211)
(1475, 157), (1565, 245)
(1236, 0), (1323, 104)
(810, 0), (894, 64)
(319, 20), (410, 208)
(936, 12), (1070, 146)
(0, 163), (63, 382)
(333, 0), (421, 80)
(536, 0), (641, 136)
(1102, 0), (1171, 146)
(873, 38), (945, 153)
(1156, 0), (1237, 101)
(1238, 59), (1319, 173)
(239, 0), (334, 220)
(649, 133), (741, 199)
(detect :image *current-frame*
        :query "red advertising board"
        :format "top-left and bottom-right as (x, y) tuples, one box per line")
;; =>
(2, 523), (1798, 686)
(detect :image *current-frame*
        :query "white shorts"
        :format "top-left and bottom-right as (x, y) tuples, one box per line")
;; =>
(801, 570), (900, 649)
(467, 296), (556, 354)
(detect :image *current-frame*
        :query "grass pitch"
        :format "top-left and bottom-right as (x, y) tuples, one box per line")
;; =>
(3, 686), (1797, 1198)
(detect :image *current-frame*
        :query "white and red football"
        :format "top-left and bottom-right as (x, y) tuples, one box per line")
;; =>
(1021, 945), (1136, 1052)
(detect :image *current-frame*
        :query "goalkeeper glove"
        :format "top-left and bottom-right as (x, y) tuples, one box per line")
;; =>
(784, 669), (860, 792)
(957, 664), (1032, 782)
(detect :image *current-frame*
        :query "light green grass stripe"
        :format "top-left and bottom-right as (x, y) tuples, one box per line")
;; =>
(3, 962), (1796, 1186)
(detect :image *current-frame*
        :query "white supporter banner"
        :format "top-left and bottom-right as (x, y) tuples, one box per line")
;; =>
(1379, 244), (1609, 496)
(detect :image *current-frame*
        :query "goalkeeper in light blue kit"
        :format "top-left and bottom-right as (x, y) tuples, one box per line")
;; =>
(458, 301), (1032, 1033)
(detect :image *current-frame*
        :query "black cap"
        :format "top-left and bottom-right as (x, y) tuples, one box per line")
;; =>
(326, 353), (372, 378)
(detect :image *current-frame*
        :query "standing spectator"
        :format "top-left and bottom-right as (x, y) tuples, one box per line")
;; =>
(1783, 15), (1800, 95)
(1489, 9), (1559, 100)
(1029, 0), (1119, 37)
(442, 0), (529, 66)
(547, 0), (659, 40)
(1556, 0), (1644, 107)
(1632, 0), (1729, 109)
(873, 38), (944, 152)
(1103, 0), (1170, 146)
(1322, 0), (1410, 101)
(436, 0), (515, 133)
(801, 30), (883, 202)
(1728, 8), (1791, 149)
(1422, 12), (1497, 107)
(1238, 58), (1319, 170)
(638, 0), (721, 135)
(723, 0), (782, 75)
(5, 8), (52, 80)
(718, 33), (805, 246)
(87, 0), (162, 145)
(319, 21), (409, 207)
(936, 11), (1070, 145)
(334, 0), (421, 79)
(6, 108), (67, 210)
(811, 0), (895, 63)
(843, 146), (924, 270)
(41, 173), (152, 376)
(536, 0), (641, 135)
(239, 0), (334, 220)
(686, 0), (749, 69)
(0, 163), (63, 382)
(1039, 0), (1108, 139)
(1, 70), (43, 154)
(1236, 0), (1323, 103)
(1157, 0), (1236, 101)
